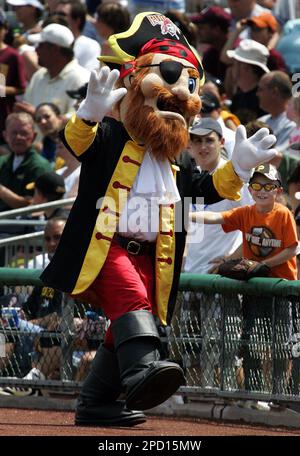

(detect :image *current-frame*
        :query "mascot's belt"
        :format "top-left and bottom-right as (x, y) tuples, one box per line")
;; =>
(114, 234), (156, 255)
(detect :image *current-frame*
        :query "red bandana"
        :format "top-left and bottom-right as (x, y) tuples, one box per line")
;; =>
(119, 38), (201, 79)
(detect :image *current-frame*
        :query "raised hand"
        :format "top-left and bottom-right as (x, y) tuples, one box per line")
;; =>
(231, 125), (277, 182)
(77, 66), (127, 123)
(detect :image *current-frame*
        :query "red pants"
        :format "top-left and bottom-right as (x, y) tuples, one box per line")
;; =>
(89, 238), (155, 349)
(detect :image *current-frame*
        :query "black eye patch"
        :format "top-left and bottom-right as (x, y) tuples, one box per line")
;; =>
(138, 61), (195, 84)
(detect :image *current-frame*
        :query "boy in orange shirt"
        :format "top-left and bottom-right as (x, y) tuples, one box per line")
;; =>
(191, 163), (298, 401)
(191, 163), (298, 280)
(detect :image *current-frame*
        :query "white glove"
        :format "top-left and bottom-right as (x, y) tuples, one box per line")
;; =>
(231, 125), (277, 182)
(76, 67), (127, 123)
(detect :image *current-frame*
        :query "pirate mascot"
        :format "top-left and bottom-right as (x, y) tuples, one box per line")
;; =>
(41, 12), (276, 426)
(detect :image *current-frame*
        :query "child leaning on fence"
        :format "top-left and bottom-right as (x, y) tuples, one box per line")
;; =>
(190, 163), (298, 280)
(191, 163), (298, 398)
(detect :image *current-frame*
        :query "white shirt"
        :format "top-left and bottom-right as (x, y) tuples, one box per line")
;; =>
(27, 253), (49, 269)
(57, 166), (81, 198)
(74, 35), (101, 72)
(184, 158), (253, 274)
(259, 112), (297, 151)
(24, 59), (90, 114)
(217, 116), (236, 159)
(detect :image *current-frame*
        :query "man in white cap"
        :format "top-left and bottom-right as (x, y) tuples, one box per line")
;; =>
(14, 23), (90, 117)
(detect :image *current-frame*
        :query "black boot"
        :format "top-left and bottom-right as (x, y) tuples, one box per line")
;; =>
(112, 310), (185, 410)
(75, 345), (146, 426)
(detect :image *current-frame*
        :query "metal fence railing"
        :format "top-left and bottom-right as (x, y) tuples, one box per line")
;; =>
(0, 268), (107, 393)
(0, 270), (299, 407)
(0, 232), (45, 268)
(0, 198), (75, 220)
(0, 198), (75, 268)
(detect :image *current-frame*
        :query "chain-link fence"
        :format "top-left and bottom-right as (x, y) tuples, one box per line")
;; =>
(0, 270), (300, 406)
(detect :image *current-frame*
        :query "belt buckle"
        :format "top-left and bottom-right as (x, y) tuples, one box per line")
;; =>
(127, 240), (141, 255)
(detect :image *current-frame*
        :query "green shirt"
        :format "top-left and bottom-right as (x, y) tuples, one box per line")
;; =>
(0, 147), (52, 211)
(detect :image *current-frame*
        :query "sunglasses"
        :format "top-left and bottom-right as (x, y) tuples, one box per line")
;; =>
(249, 182), (279, 192)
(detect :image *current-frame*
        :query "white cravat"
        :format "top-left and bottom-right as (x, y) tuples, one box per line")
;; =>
(118, 150), (181, 241)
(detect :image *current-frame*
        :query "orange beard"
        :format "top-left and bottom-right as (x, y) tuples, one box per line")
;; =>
(119, 55), (201, 161)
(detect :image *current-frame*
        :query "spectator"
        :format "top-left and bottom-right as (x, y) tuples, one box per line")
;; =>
(95, 2), (131, 56)
(276, 19), (300, 75)
(287, 94), (300, 147)
(245, 12), (286, 71)
(56, 140), (80, 199)
(54, 0), (101, 71)
(28, 216), (67, 269)
(191, 163), (298, 400)
(190, 6), (231, 81)
(0, 217), (67, 393)
(34, 102), (64, 164)
(185, 118), (252, 274)
(273, 0), (300, 25)
(0, 112), (51, 213)
(202, 75), (240, 131)
(66, 81), (87, 110)
(199, 93), (236, 158)
(288, 162), (300, 212)
(14, 23), (90, 117)
(228, 0), (270, 36)
(257, 71), (296, 150)
(227, 39), (269, 123)
(7, 0), (44, 37)
(27, 171), (69, 219)
(0, 9), (26, 145)
(185, 118), (253, 390)
(165, 9), (197, 48)
(11, 32), (39, 82)
(221, 11), (282, 67)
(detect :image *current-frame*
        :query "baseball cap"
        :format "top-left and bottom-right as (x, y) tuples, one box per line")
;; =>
(251, 163), (281, 184)
(227, 39), (270, 73)
(27, 24), (74, 49)
(190, 6), (231, 30)
(26, 172), (66, 197)
(7, 0), (44, 10)
(66, 83), (88, 100)
(246, 12), (278, 33)
(189, 118), (223, 138)
(201, 93), (221, 114)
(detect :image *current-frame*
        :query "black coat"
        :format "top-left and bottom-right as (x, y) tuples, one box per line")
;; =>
(41, 117), (222, 323)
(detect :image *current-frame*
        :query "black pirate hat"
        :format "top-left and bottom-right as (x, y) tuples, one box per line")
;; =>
(99, 11), (204, 83)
